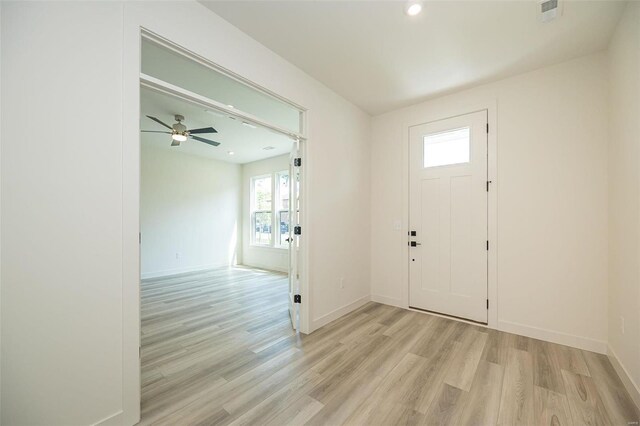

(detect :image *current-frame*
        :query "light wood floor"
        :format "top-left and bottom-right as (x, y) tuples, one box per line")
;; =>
(140, 267), (639, 425)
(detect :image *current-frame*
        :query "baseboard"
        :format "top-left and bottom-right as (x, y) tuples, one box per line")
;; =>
(240, 261), (288, 273)
(141, 262), (230, 279)
(369, 297), (608, 354)
(93, 410), (123, 426)
(498, 320), (608, 354)
(311, 295), (370, 332)
(608, 345), (640, 411)
(371, 294), (403, 308)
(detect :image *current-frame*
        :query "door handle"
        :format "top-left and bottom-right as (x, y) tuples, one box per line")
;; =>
(285, 237), (292, 243)
(409, 241), (421, 247)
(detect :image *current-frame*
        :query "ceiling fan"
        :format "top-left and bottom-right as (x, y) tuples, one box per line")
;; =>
(141, 114), (220, 147)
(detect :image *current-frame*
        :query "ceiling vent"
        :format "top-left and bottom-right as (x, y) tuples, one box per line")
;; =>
(539, 0), (561, 23)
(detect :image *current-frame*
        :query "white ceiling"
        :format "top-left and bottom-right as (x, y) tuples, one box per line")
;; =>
(142, 38), (302, 134)
(141, 87), (293, 164)
(201, 0), (625, 115)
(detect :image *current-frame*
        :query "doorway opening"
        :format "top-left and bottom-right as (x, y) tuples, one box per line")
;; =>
(408, 110), (489, 324)
(138, 32), (307, 422)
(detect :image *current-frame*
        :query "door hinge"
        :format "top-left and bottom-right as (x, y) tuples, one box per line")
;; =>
(486, 181), (490, 192)
(486, 299), (489, 309)
(294, 294), (301, 303)
(139, 346), (141, 358)
(486, 123), (489, 134)
(139, 232), (141, 244)
(294, 158), (302, 167)
(486, 240), (489, 250)
(294, 225), (302, 235)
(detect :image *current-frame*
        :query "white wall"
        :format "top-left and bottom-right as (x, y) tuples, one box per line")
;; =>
(0, 1), (371, 424)
(241, 154), (289, 273)
(141, 145), (242, 278)
(607, 1), (640, 405)
(371, 53), (610, 353)
(1, 2), (124, 424)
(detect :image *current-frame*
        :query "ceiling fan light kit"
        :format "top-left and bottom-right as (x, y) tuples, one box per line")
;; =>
(141, 114), (221, 147)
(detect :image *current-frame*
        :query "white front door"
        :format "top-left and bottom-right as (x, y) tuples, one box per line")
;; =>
(409, 111), (488, 323)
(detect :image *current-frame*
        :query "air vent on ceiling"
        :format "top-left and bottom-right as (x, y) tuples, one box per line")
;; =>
(539, 0), (561, 23)
(263, 146), (275, 151)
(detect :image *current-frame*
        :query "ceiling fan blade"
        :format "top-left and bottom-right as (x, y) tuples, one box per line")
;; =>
(190, 135), (220, 146)
(141, 130), (171, 134)
(146, 115), (174, 130)
(188, 126), (218, 134)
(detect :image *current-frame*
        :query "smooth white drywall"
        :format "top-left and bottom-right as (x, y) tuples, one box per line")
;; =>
(241, 154), (289, 273)
(0, 3), (4, 421)
(1, 1), (371, 424)
(371, 53), (609, 353)
(123, 1), (372, 334)
(607, 1), (640, 403)
(1, 2), (124, 424)
(141, 145), (242, 278)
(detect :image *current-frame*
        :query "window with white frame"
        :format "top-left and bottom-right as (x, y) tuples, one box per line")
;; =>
(251, 171), (289, 248)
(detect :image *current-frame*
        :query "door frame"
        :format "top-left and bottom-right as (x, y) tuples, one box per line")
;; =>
(401, 101), (498, 329)
(121, 8), (310, 425)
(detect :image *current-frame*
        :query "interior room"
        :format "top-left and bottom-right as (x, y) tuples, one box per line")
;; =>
(139, 88), (294, 279)
(1, 1), (640, 425)
(139, 62), (304, 419)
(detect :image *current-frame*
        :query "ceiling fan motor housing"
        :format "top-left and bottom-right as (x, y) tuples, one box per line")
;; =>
(173, 122), (187, 133)
(173, 115), (187, 135)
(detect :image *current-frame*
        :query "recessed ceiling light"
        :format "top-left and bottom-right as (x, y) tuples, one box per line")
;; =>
(227, 104), (235, 109)
(242, 121), (257, 129)
(227, 151), (235, 156)
(263, 146), (275, 150)
(405, 2), (422, 16)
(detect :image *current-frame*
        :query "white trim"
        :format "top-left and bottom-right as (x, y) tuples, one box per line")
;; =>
(486, 102), (498, 327)
(371, 294), (403, 308)
(247, 245), (289, 252)
(93, 410), (123, 426)
(311, 295), (370, 331)
(141, 30), (307, 113)
(297, 139), (310, 334)
(607, 345), (640, 411)
(123, 7), (311, 422)
(141, 74), (304, 142)
(402, 102), (498, 328)
(122, 9), (142, 426)
(498, 320), (608, 354)
(240, 261), (288, 274)
(140, 262), (234, 280)
(371, 296), (608, 354)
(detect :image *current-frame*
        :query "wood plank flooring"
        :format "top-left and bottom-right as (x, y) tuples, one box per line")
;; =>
(140, 267), (640, 425)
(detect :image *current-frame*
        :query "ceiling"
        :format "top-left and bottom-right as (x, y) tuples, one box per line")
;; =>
(141, 87), (293, 164)
(201, 0), (625, 115)
(142, 38), (301, 134)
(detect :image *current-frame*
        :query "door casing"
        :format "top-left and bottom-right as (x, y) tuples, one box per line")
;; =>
(122, 11), (310, 425)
